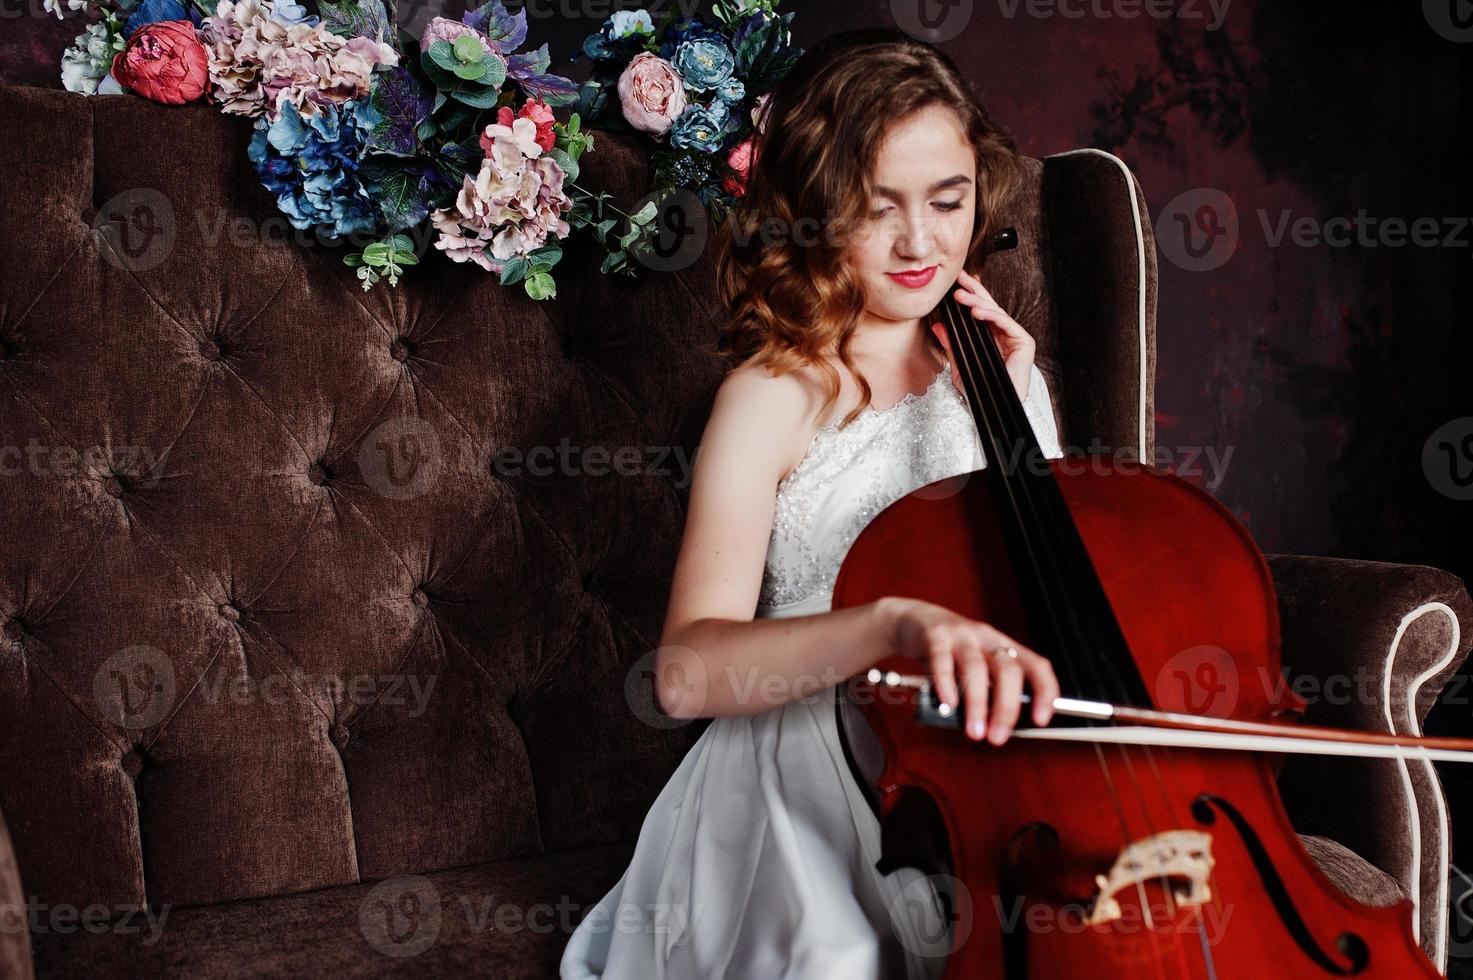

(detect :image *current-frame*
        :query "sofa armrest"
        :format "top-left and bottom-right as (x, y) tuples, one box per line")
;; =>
(0, 806), (34, 980)
(1266, 552), (1472, 972)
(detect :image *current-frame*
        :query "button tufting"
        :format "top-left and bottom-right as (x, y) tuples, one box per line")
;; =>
(308, 462), (331, 486)
(389, 338), (413, 362)
(411, 587), (430, 608)
(218, 602), (240, 622)
(121, 750), (144, 778)
(330, 723), (350, 750)
(198, 338), (222, 361)
(0, 339), (12, 361)
(103, 476), (126, 498)
(2, 617), (25, 644)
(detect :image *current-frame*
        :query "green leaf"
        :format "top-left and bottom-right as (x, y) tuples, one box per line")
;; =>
(524, 270), (556, 301)
(363, 242), (391, 264)
(451, 85), (503, 109)
(499, 256), (528, 285)
(547, 147), (579, 184)
(390, 234), (415, 251)
(454, 59), (487, 81)
(453, 34), (483, 62)
(396, 251), (420, 266)
(527, 243), (563, 267)
(344, 253), (363, 267)
(428, 40), (460, 72)
(631, 201), (658, 224)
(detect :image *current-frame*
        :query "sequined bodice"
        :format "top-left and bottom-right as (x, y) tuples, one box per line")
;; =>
(754, 363), (1064, 617)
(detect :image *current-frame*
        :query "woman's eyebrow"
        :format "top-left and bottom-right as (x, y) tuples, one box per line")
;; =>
(872, 174), (973, 197)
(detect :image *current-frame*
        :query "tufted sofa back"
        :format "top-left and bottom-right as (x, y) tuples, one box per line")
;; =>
(0, 84), (1154, 915)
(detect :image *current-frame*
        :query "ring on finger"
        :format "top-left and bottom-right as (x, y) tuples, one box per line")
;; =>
(990, 644), (1019, 661)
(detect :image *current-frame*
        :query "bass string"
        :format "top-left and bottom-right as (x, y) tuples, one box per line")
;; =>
(943, 292), (1211, 975)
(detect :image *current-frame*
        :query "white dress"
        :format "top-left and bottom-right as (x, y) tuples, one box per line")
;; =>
(560, 361), (1065, 980)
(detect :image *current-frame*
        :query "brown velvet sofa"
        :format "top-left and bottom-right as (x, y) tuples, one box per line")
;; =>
(0, 84), (1468, 978)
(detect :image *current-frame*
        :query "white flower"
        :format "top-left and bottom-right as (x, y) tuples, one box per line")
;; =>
(60, 22), (122, 95)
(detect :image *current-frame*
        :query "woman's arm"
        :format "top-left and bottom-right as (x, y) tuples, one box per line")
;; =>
(655, 363), (1058, 744)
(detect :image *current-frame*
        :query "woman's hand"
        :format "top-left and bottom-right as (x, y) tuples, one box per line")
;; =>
(930, 267), (1036, 404)
(883, 596), (1058, 745)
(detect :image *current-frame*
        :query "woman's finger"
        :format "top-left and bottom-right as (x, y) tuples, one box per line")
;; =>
(956, 637), (990, 741)
(987, 649), (1026, 745)
(1022, 652), (1060, 727)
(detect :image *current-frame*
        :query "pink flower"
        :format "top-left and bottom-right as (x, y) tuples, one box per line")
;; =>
(492, 96), (556, 154)
(723, 137), (758, 197)
(616, 51), (686, 136)
(432, 135), (572, 274)
(111, 20), (210, 105)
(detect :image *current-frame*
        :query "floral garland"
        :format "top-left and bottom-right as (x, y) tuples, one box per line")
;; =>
(576, 1), (800, 227)
(47, 0), (802, 297)
(52, 0), (589, 298)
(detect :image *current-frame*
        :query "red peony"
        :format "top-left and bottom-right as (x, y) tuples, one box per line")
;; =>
(723, 137), (760, 197)
(111, 21), (209, 106)
(492, 96), (557, 154)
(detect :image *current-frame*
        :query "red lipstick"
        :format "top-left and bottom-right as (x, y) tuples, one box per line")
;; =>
(886, 265), (938, 289)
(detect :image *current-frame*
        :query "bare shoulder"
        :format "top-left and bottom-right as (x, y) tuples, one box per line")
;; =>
(705, 357), (831, 481)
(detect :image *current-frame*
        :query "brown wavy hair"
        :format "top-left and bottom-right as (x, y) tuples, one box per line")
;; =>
(714, 27), (1023, 429)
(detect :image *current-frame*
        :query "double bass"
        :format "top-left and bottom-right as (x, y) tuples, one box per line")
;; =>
(829, 246), (1472, 978)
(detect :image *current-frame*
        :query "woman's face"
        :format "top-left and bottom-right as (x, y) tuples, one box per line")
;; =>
(847, 103), (977, 332)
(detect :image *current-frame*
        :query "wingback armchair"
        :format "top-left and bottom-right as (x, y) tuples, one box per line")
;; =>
(0, 83), (1468, 978)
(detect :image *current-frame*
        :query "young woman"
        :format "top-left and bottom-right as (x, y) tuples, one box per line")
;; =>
(561, 27), (1066, 980)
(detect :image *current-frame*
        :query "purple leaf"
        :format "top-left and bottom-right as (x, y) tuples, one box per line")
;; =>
(366, 66), (435, 157)
(463, 0), (527, 52)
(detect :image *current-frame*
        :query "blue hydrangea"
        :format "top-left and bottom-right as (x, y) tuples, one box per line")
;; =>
(124, 0), (201, 36)
(672, 37), (735, 92)
(715, 76), (745, 104)
(670, 101), (737, 154)
(248, 99), (382, 241)
(658, 18), (725, 59)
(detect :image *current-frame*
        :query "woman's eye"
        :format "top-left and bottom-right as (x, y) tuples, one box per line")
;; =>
(936, 201), (964, 212)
